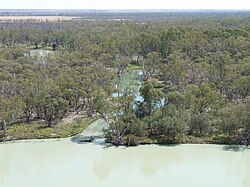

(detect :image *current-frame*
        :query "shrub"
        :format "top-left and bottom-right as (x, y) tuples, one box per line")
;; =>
(126, 134), (140, 146)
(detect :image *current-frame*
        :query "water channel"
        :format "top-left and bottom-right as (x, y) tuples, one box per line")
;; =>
(29, 49), (55, 58)
(0, 70), (249, 187)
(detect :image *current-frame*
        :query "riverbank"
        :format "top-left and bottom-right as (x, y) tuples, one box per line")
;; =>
(0, 117), (245, 146)
(107, 134), (243, 147)
(0, 116), (94, 142)
(0, 68), (245, 147)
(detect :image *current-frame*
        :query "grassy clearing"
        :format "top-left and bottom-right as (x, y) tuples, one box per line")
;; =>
(0, 118), (93, 142)
(127, 64), (142, 70)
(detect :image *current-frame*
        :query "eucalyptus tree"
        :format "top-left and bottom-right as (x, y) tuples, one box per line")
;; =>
(42, 79), (68, 127)
(142, 52), (161, 79)
(189, 113), (210, 135)
(220, 97), (250, 142)
(147, 104), (188, 141)
(0, 96), (24, 136)
(93, 88), (134, 145)
(139, 80), (164, 115)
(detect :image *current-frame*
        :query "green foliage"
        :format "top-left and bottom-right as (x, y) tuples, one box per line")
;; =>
(219, 97), (250, 140)
(148, 105), (188, 141)
(126, 134), (140, 146)
(140, 80), (164, 115)
(189, 113), (210, 135)
(0, 15), (249, 145)
(128, 119), (148, 137)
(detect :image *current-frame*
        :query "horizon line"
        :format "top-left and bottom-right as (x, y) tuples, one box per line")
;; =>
(1, 8), (250, 10)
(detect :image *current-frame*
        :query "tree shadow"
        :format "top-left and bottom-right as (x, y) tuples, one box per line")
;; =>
(222, 145), (249, 152)
(71, 134), (95, 144)
(71, 135), (112, 148)
(157, 143), (180, 147)
(93, 138), (112, 147)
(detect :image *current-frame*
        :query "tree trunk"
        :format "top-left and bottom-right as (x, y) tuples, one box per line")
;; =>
(47, 116), (53, 128)
(88, 98), (94, 117)
(25, 108), (31, 123)
(2, 120), (7, 137)
(172, 135), (175, 141)
(75, 99), (79, 114)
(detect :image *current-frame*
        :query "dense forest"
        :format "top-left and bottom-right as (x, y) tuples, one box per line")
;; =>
(0, 13), (249, 145)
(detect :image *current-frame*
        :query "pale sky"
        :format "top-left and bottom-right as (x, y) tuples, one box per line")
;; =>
(1, 0), (250, 10)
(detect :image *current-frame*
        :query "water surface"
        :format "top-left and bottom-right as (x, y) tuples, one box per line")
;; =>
(0, 141), (249, 187)
(113, 70), (143, 102)
(29, 49), (55, 58)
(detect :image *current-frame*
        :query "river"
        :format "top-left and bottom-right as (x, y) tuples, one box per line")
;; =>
(0, 70), (249, 187)
(0, 141), (249, 187)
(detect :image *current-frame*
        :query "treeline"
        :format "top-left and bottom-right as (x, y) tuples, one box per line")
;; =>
(0, 15), (249, 144)
(91, 18), (249, 145)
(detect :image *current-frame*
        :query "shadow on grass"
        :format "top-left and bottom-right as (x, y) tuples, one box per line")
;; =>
(222, 145), (249, 152)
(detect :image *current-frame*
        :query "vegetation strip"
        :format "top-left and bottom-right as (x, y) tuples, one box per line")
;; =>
(0, 13), (249, 146)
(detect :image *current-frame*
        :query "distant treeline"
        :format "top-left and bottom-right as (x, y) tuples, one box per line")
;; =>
(1, 9), (250, 21)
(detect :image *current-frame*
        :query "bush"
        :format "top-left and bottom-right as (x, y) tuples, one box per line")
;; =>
(129, 120), (147, 137)
(211, 134), (236, 144)
(126, 134), (140, 146)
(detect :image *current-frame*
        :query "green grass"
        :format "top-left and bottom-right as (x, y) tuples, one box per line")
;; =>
(0, 118), (93, 142)
(127, 64), (142, 70)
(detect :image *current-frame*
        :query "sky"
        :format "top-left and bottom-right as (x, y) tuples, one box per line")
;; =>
(1, 0), (250, 10)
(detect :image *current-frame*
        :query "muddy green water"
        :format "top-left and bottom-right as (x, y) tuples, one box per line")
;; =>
(29, 49), (55, 57)
(0, 141), (249, 187)
(113, 70), (143, 101)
